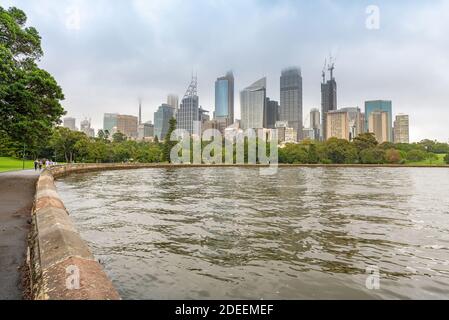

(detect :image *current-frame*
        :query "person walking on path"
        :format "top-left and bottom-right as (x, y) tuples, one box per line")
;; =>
(38, 160), (43, 171)
(34, 159), (38, 171)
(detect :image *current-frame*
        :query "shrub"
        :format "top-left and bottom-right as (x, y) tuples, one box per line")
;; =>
(360, 148), (385, 164)
(406, 149), (427, 162)
(385, 149), (402, 164)
(445, 154), (449, 164)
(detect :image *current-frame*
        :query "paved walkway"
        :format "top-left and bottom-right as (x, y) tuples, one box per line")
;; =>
(0, 170), (39, 300)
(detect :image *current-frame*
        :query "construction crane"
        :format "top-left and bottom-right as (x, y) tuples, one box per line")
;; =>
(328, 55), (335, 80)
(321, 58), (327, 83)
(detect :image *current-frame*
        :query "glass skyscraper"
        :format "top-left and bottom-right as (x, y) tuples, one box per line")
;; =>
(154, 104), (174, 140)
(240, 77), (266, 130)
(280, 67), (303, 141)
(214, 71), (234, 126)
(364, 100), (393, 142)
(178, 76), (200, 135)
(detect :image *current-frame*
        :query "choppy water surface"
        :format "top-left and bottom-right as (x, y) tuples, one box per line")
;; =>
(56, 167), (449, 299)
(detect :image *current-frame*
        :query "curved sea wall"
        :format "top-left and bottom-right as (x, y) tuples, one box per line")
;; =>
(30, 166), (121, 300)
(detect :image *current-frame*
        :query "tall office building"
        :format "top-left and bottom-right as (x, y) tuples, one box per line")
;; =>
(265, 98), (279, 129)
(310, 108), (321, 141)
(154, 104), (175, 140)
(326, 110), (349, 140)
(394, 114), (409, 143)
(240, 77), (266, 130)
(178, 76), (200, 135)
(103, 113), (119, 133)
(214, 71), (234, 130)
(280, 67), (303, 141)
(365, 100), (393, 142)
(63, 117), (77, 131)
(116, 115), (138, 139)
(326, 107), (363, 141)
(368, 111), (389, 143)
(167, 94), (179, 117)
(340, 107), (363, 141)
(321, 63), (337, 140)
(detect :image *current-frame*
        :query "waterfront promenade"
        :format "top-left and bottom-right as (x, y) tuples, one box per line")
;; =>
(0, 170), (39, 300)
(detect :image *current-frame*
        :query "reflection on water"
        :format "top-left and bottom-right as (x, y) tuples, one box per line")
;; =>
(56, 167), (449, 299)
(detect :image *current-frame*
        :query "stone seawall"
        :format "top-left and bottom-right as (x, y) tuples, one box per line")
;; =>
(30, 167), (120, 300)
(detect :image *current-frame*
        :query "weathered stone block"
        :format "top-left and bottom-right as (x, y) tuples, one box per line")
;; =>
(37, 227), (94, 269)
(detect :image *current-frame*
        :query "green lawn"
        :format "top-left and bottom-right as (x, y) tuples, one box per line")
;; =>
(405, 154), (447, 166)
(0, 157), (35, 172)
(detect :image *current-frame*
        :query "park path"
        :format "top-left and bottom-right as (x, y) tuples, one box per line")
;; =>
(0, 170), (39, 300)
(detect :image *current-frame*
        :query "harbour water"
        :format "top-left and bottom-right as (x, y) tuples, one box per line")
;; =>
(56, 167), (449, 299)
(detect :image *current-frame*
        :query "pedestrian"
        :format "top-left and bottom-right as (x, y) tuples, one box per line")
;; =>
(38, 160), (43, 171)
(34, 159), (38, 171)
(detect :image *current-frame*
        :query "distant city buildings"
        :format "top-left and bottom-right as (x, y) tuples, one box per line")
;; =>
(80, 118), (95, 137)
(321, 62), (337, 141)
(240, 77), (266, 130)
(280, 67), (303, 141)
(326, 107), (363, 141)
(102, 114), (136, 137)
(63, 117), (77, 131)
(154, 103), (175, 140)
(394, 114), (409, 143)
(303, 128), (315, 140)
(275, 121), (297, 144)
(214, 71), (234, 132)
(84, 63), (412, 145)
(365, 100), (393, 142)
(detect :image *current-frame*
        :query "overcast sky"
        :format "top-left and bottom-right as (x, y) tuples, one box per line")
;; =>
(3, 0), (449, 142)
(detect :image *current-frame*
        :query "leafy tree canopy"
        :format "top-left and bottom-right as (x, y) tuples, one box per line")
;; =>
(0, 6), (65, 152)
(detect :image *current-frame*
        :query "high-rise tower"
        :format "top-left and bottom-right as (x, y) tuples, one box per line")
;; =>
(280, 67), (303, 141)
(214, 71), (234, 131)
(178, 75), (200, 135)
(240, 77), (266, 130)
(321, 58), (337, 140)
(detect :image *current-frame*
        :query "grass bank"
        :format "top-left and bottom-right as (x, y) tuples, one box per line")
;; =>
(0, 157), (34, 173)
(405, 154), (447, 166)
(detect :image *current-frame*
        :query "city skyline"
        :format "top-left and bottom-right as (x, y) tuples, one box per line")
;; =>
(4, 0), (449, 142)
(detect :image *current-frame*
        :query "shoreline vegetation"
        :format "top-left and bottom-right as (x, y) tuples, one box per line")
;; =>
(1, 159), (447, 175)
(1, 132), (449, 173)
(2, 130), (449, 173)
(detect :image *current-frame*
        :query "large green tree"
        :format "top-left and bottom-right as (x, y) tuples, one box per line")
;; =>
(0, 6), (65, 155)
(162, 118), (177, 162)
